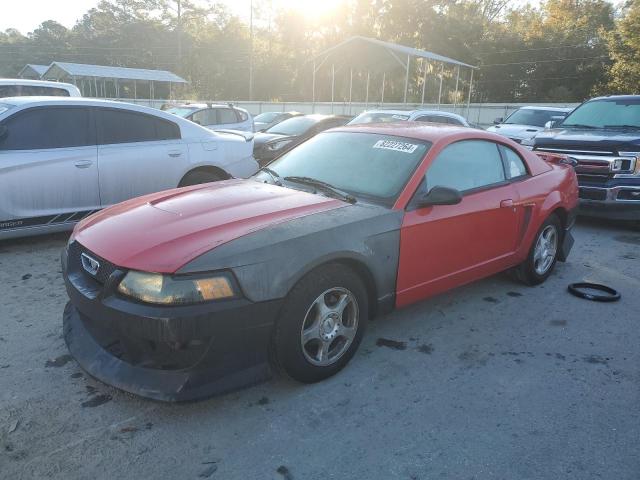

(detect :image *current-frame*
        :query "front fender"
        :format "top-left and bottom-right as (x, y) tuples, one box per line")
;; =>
(178, 204), (403, 306)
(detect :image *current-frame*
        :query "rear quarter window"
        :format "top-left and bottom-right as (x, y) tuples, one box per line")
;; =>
(98, 109), (180, 144)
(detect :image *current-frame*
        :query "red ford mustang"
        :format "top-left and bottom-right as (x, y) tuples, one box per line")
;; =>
(62, 124), (578, 401)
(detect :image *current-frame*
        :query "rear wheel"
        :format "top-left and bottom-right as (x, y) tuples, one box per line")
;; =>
(515, 214), (562, 286)
(271, 264), (368, 383)
(178, 170), (225, 187)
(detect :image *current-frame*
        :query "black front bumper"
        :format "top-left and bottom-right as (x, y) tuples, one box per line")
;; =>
(578, 180), (640, 221)
(62, 244), (282, 402)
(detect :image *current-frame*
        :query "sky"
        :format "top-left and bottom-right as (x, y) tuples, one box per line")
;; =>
(0, 0), (626, 35)
(0, 0), (343, 34)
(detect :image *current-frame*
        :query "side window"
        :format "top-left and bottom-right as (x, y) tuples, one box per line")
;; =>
(0, 107), (93, 150)
(191, 109), (213, 126)
(156, 118), (181, 140)
(416, 115), (454, 124)
(99, 109), (180, 144)
(426, 140), (506, 192)
(22, 86), (70, 97)
(218, 108), (238, 124)
(235, 109), (249, 122)
(500, 145), (529, 179)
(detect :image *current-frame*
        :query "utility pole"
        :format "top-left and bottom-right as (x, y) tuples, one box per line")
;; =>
(249, 0), (254, 101)
(177, 0), (182, 69)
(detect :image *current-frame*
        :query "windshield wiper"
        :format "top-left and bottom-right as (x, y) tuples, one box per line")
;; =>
(561, 123), (598, 129)
(283, 176), (357, 204)
(259, 167), (282, 186)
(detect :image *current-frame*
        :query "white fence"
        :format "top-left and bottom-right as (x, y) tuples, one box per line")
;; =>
(111, 99), (579, 128)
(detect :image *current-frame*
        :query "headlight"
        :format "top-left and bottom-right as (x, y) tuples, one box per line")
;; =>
(117, 271), (236, 305)
(266, 139), (293, 151)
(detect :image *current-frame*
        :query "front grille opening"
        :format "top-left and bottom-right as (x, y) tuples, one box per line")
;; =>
(617, 190), (640, 201)
(81, 312), (212, 371)
(579, 189), (607, 201)
(68, 241), (118, 285)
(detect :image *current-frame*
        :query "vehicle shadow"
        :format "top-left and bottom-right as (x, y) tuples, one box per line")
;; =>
(0, 232), (69, 251)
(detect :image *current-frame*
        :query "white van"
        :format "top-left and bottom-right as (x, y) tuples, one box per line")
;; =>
(0, 79), (81, 98)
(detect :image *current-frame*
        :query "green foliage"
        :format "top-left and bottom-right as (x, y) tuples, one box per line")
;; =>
(0, 0), (634, 102)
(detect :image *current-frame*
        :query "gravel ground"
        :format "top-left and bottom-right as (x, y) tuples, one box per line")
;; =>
(0, 218), (638, 480)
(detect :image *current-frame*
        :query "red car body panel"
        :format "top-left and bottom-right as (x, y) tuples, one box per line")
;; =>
(386, 128), (578, 308)
(72, 179), (345, 273)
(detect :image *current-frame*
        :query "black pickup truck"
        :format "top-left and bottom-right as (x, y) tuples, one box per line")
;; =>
(528, 95), (640, 222)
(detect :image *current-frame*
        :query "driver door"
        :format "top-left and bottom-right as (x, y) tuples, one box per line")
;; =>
(396, 139), (522, 307)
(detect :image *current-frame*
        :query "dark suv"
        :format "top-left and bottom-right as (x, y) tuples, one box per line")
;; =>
(530, 95), (640, 221)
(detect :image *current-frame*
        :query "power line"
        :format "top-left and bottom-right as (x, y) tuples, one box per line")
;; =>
(476, 43), (596, 56)
(476, 74), (586, 83)
(480, 55), (610, 67)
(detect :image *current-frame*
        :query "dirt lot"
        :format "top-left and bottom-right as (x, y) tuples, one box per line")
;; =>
(0, 218), (638, 480)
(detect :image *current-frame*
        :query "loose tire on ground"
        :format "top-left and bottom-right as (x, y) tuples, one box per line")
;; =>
(271, 264), (369, 383)
(514, 214), (562, 286)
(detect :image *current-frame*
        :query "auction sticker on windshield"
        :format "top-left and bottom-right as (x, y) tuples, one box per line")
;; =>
(373, 139), (419, 153)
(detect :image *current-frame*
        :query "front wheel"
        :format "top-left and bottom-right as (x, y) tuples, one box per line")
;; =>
(514, 214), (562, 286)
(271, 264), (368, 383)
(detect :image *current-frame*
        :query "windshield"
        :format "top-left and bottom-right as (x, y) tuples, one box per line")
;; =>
(266, 116), (317, 136)
(503, 109), (566, 127)
(349, 112), (410, 125)
(561, 98), (640, 129)
(254, 132), (430, 202)
(254, 112), (280, 123)
(166, 107), (198, 118)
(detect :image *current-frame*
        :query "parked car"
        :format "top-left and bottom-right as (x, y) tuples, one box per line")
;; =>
(166, 103), (253, 132)
(0, 79), (81, 98)
(62, 124), (578, 401)
(253, 111), (303, 132)
(348, 109), (472, 127)
(528, 95), (640, 221)
(487, 106), (572, 144)
(253, 114), (350, 163)
(0, 97), (258, 240)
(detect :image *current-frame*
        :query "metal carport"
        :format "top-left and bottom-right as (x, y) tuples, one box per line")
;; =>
(18, 64), (49, 79)
(310, 36), (477, 113)
(41, 62), (188, 100)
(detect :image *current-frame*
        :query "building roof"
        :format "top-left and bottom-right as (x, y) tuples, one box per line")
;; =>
(18, 64), (49, 77)
(42, 62), (187, 83)
(312, 36), (476, 72)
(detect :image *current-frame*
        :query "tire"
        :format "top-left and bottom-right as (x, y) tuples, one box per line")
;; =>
(514, 214), (562, 286)
(178, 170), (225, 187)
(271, 264), (368, 383)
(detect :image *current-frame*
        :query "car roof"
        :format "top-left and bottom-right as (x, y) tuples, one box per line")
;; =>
(0, 96), (222, 138)
(172, 103), (249, 112)
(517, 105), (573, 112)
(0, 78), (77, 89)
(586, 95), (640, 102)
(358, 109), (462, 117)
(332, 122), (505, 143)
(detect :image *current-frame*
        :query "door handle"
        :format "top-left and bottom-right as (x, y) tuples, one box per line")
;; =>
(500, 199), (514, 208)
(168, 151), (182, 158)
(74, 160), (93, 168)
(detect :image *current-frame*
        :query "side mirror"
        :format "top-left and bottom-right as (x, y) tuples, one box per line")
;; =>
(493, 117), (503, 125)
(416, 186), (463, 208)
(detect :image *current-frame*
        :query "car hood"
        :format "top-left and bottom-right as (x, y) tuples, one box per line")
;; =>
(534, 127), (640, 152)
(487, 124), (543, 140)
(253, 132), (293, 147)
(73, 179), (347, 273)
